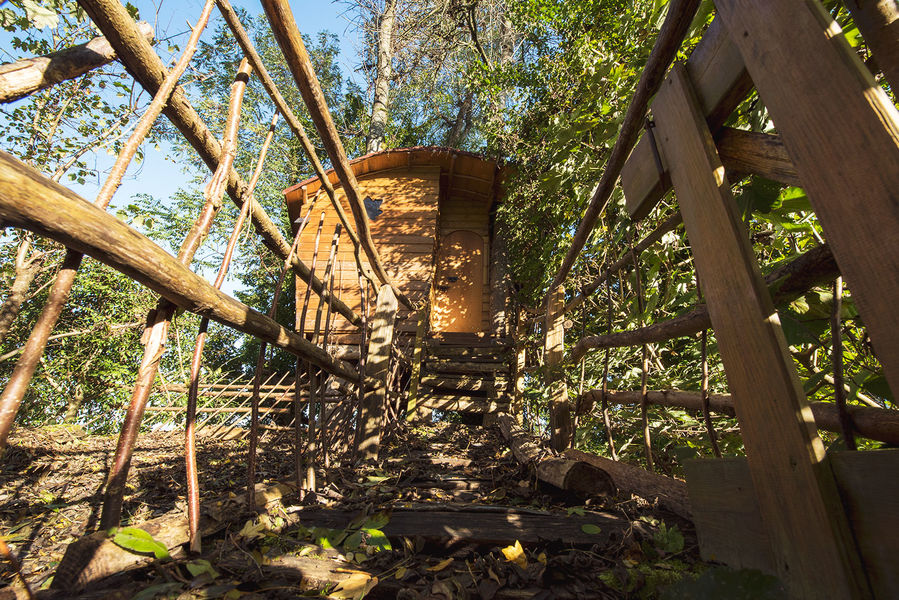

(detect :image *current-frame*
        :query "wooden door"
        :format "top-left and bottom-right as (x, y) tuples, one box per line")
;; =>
(431, 230), (483, 332)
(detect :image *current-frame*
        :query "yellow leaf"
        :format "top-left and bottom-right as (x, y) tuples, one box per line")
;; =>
(330, 573), (378, 599)
(426, 557), (454, 572)
(395, 567), (407, 580)
(501, 540), (527, 568)
(537, 552), (547, 565)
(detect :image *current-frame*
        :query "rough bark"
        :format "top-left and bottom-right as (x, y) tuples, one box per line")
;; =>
(0, 22), (154, 104)
(445, 90), (473, 148)
(0, 235), (44, 344)
(575, 389), (899, 445)
(365, 0), (396, 153)
(565, 448), (692, 520)
(496, 413), (615, 497)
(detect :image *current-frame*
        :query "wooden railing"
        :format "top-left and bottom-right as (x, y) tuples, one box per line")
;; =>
(0, 0), (411, 555)
(517, 2), (899, 599)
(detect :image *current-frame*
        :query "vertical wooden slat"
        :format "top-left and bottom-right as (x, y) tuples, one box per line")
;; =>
(544, 285), (570, 451)
(653, 63), (869, 598)
(356, 284), (397, 461)
(404, 303), (429, 421)
(716, 0), (899, 398)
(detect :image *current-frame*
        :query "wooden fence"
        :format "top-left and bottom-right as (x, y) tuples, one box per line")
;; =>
(511, 2), (899, 598)
(0, 0), (412, 555)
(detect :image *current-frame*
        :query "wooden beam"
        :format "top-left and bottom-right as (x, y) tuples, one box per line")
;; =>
(0, 22), (154, 103)
(622, 16), (753, 220)
(260, 0), (412, 310)
(843, 0), (899, 94)
(544, 285), (571, 451)
(546, 0), (701, 294)
(75, 0), (360, 327)
(576, 388), (899, 446)
(294, 504), (624, 547)
(717, 0), (899, 403)
(356, 284), (397, 460)
(0, 152), (358, 382)
(715, 128), (801, 186)
(653, 63), (868, 598)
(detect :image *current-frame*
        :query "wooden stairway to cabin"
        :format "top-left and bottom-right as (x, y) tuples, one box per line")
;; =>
(414, 333), (512, 416)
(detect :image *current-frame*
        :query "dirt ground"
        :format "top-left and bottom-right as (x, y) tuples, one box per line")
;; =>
(0, 421), (719, 599)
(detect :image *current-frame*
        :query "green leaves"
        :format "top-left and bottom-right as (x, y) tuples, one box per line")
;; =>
(112, 527), (170, 560)
(580, 523), (602, 535)
(21, 0), (59, 29)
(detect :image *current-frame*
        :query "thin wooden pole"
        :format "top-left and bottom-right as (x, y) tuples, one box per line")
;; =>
(306, 223), (340, 490)
(697, 279), (721, 458)
(831, 277), (856, 451)
(260, 0), (411, 309)
(569, 243), (839, 362)
(629, 230), (654, 472)
(0, 2), (215, 451)
(247, 203), (317, 508)
(601, 280), (618, 461)
(319, 229), (341, 474)
(184, 114), (277, 552)
(76, 0), (361, 327)
(215, 0), (378, 288)
(545, 0), (701, 297)
(98, 55), (250, 531)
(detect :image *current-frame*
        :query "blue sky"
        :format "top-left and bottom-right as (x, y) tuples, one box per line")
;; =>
(2, 0), (362, 209)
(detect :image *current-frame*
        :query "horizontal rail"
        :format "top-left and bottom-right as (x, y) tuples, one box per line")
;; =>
(576, 388), (899, 445)
(570, 243), (838, 362)
(0, 151), (358, 382)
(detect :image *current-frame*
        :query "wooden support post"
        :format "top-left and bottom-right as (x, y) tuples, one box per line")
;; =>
(510, 307), (526, 422)
(842, 0), (899, 94)
(544, 285), (570, 451)
(404, 303), (429, 421)
(716, 0), (899, 400)
(652, 63), (869, 598)
(356, 284), (397, 461)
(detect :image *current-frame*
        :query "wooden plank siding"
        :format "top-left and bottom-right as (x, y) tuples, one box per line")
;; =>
(293, 168), (440, 339)
(283, 147), (502, 342)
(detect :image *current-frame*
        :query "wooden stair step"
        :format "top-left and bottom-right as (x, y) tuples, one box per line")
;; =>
(426, 333), (511, 348)
(420, 374), (493, 392)
(424, 359), (509, 374)
(425, 346), (511, 360)
(418, 394), (507, 413)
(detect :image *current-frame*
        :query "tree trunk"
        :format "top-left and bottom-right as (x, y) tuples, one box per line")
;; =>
(445, 90), (473, 148)
(0, 234), (44, 344)
(365, 0), (396, 154)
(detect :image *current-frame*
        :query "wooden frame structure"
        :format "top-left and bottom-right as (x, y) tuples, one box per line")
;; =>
(0, 0), (897, 597)
(517, 2), (899, 598)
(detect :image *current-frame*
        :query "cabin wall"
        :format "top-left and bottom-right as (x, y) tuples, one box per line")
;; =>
(294, 166), (440, 344)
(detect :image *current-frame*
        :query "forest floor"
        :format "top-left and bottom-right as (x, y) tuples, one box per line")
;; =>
(0, 420), (716, 599)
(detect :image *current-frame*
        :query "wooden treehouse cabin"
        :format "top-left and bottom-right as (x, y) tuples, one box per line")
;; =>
(283, 146), (513, 417)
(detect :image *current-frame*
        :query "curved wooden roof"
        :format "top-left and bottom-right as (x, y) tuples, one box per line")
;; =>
(282, 146), (502, 227)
